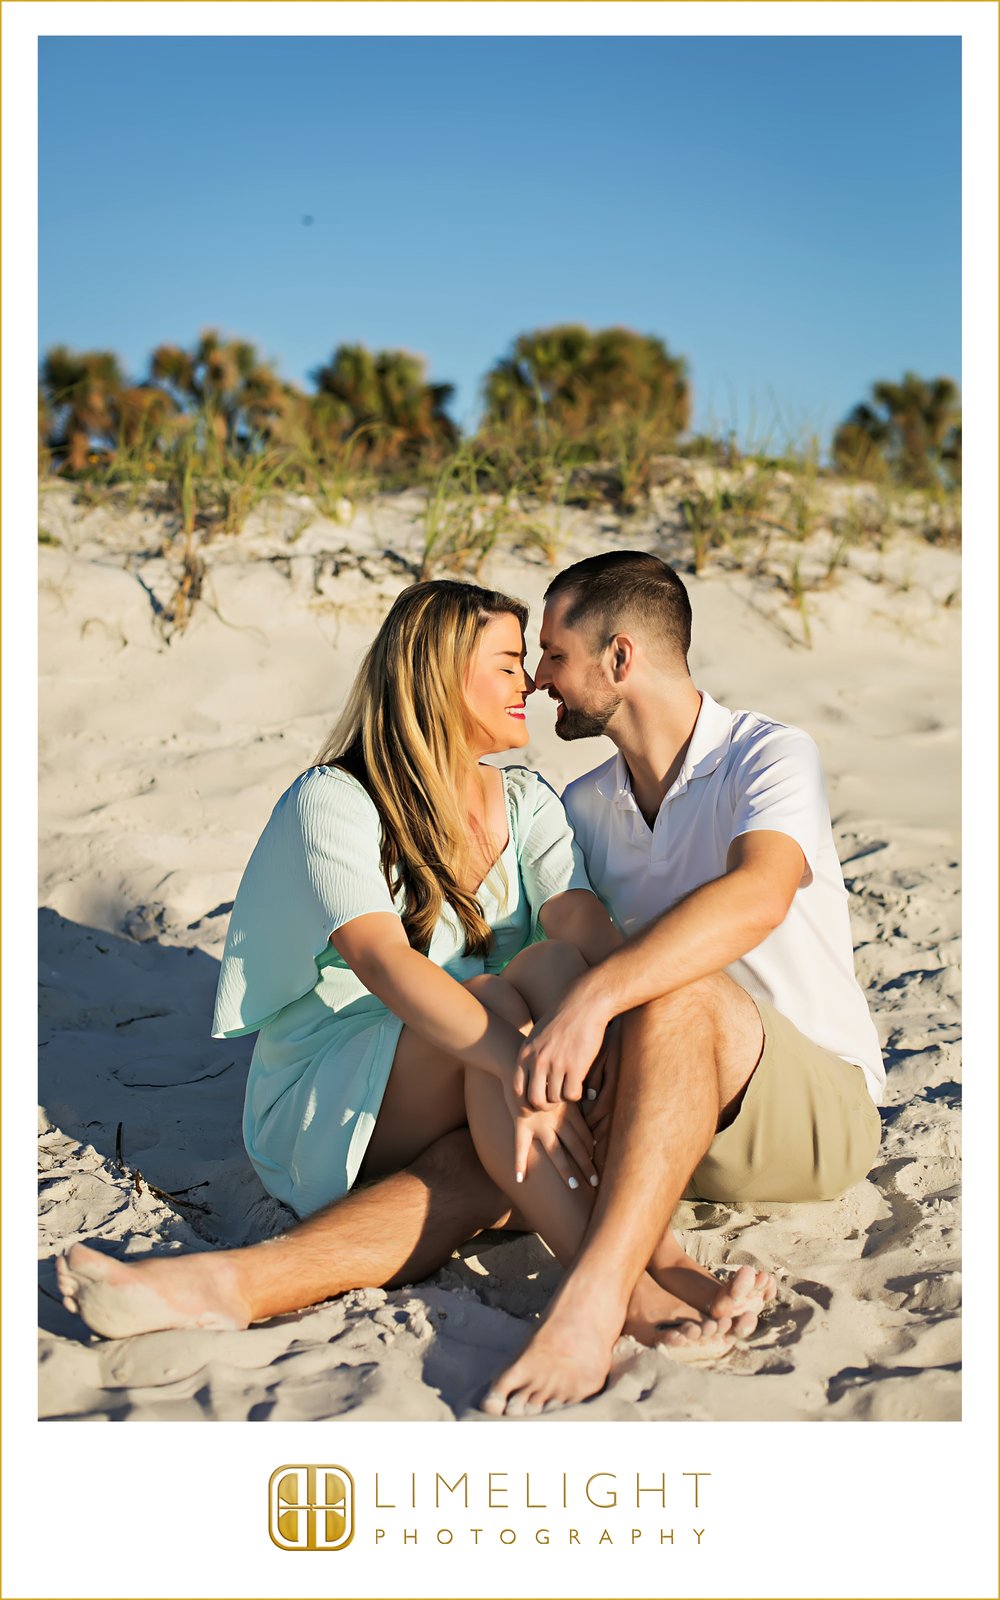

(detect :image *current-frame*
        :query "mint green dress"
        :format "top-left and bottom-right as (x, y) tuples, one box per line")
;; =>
(212, 764), (593, 1218)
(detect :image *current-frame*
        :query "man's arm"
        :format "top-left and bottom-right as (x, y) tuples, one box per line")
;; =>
(538, 887), (624, 964)
(515, 829), (805, 1107)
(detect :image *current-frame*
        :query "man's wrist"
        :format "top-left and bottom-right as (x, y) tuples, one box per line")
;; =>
(574, 967), (618, 1027)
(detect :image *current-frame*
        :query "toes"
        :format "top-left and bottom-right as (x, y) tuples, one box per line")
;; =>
(481, 1389), (508, 1416)
(62, 1294), (80, 1314)
(732, 1310), (758, 1338)
(503, 1392), (530, 1418)
(729, 1264), (757, 1303)
(663, 1320), (701, 1345)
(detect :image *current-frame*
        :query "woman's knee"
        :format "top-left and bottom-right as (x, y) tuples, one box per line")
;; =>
(514, 938), (588, 981)
(463, 972), (531, 1028)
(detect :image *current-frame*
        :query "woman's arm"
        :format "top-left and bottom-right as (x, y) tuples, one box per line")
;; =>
(331, 910), (598, 1183)
(330, 911), (524, 1085)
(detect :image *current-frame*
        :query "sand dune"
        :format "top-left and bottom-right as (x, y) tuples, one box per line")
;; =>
(38, 479), (961, 1421)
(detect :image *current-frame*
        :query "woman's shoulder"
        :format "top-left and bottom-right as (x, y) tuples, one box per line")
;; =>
(500, 764), (566, 825)
(498, 763), (540, 804)
(277, 764), (381, 834)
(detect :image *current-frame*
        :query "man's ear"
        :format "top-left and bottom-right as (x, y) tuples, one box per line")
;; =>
(610, 635), (634, 680)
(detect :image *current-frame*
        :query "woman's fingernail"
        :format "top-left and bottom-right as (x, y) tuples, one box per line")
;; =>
(515, 1171), (524, 1184)
(590, 1174), (599, 1186)
(568, 1176), (579, 1190)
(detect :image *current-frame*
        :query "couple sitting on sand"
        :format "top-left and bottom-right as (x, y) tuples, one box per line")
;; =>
(58, 550), (884, 1414)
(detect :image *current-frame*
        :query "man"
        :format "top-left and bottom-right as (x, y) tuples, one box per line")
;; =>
(481, 550), (883, 1412)
(58, 552), (881, 1404)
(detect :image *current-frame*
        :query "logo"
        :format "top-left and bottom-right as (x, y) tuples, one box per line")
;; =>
(269, 1465), (355, 1552)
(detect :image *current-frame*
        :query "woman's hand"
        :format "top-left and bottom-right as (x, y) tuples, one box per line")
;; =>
(503, 1073), (597, 1188)
(514, 1101), (598, 1191)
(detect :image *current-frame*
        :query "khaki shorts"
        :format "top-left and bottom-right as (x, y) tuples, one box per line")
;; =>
(684, 1000), (882, 1203)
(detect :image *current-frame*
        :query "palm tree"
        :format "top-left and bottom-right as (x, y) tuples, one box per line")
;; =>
(40, 346), (126, 472)
(833, 373), (960, 487)
(150, 330), (286, 452)
(115, 384), (179, 457)
(831, 403), (891, 482)
(481, 324), (690, 444)
(311, 344), (458, 466)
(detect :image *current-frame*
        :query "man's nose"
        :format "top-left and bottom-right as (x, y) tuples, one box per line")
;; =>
(522, 667), (536, 696)
(533, 657), (551, 690)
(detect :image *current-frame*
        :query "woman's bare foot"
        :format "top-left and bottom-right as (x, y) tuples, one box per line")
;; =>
(623, 1273), (736, 1362)
(55, 1242), (252, 1339)
(652, 1231), (776, 1337)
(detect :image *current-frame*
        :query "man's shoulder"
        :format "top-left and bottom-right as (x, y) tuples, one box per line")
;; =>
(561, 754), (619, 823)
(727, 707), (819, 762)
(721, 709), (825, 802)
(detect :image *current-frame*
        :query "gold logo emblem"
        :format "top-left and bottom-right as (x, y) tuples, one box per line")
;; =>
(268, 1464), (355, 1551)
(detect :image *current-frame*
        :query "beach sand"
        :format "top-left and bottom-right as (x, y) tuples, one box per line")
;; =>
(37, 477), (961, 1421)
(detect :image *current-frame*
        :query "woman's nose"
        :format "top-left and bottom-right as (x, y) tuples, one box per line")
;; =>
(522, 667), (536, 696)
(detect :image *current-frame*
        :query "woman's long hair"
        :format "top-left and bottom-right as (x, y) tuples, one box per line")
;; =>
(314, 579), (529, 956)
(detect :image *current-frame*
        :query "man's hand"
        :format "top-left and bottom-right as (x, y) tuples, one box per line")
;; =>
(513, 985), (613, 1109)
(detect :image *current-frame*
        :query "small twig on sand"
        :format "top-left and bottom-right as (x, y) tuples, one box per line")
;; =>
(117, 1125), (211, 1214)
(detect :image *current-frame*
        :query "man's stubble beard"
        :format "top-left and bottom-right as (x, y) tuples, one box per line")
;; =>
(555, 694), (622, 742)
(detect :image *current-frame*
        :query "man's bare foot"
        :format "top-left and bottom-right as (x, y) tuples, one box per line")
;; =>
(652, 1231), (776, 1337)
(481, 1277), (622, 1416)
(623, 1273), (736, 1363)
(55, 1242), (252, 1339)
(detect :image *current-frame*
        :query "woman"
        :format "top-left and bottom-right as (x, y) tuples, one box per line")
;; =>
(56, 580), (735, 1373)
(215, 577), (619, 1217)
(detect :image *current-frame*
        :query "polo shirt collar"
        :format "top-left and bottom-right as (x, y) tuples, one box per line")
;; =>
(595, 752), (632, 804)
(594, 688), (734, 807)
(682, 688), (734, 781)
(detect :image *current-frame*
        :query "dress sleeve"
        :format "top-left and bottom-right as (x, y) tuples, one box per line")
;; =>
(729, 726), (828, 886)
(211, 767), (398, 1037)
(506, 766), (595, 938)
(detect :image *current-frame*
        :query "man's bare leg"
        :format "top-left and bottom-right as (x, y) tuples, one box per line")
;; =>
(56, 1127), (510, 1340)
(481, 972), (769, 1414)
(507, 946), (775, 1329)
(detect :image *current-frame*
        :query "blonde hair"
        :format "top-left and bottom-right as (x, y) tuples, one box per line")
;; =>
(315, 580), (529, 956)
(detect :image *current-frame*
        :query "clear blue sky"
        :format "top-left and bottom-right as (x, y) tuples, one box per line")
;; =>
(39, 35), (961, 448)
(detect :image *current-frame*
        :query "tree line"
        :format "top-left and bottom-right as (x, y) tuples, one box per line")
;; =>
(39, 326), (960, 491)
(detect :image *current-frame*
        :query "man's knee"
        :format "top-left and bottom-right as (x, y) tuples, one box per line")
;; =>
(639, 972), (731, 1025)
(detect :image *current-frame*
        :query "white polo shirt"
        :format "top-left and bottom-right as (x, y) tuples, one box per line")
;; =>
(562, 689), (885, 1103)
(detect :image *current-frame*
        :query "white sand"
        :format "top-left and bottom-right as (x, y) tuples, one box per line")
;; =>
(38, 477), (961, 1421)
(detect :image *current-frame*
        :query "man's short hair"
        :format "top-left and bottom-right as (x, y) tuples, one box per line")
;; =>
(545, 551), (692, 662)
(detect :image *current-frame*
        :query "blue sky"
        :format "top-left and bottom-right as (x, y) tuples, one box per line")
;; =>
(39, 34), (961, 449)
